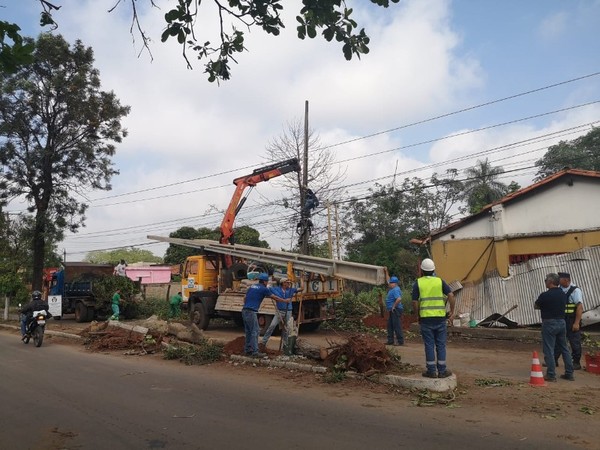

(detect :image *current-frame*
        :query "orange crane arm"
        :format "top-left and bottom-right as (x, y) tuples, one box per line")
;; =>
(220, 158), (300, 259)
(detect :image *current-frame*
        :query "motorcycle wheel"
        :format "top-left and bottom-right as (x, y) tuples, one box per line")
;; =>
(33, 326), (44, 347)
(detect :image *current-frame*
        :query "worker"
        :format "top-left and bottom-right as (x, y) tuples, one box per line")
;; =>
(386, 276), (404, 346)
(242, 273), (285, 358)
(169, 291), (183, 318)
(261, 278), (298, 350)
(556, 272), (583, 370)
(110, 289), (121, 321)
(114, 259), (127, 276)
(412, 258), (455, 378)
(535, 273), (574, 381)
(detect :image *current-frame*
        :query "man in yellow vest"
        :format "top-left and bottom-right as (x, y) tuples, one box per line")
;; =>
(412, 258), (455, 378)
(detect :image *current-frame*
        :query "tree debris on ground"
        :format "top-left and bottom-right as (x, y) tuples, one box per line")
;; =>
(325, 333), (393, 374)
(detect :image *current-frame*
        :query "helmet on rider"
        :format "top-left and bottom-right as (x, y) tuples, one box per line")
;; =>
(32, 290), (42, 301)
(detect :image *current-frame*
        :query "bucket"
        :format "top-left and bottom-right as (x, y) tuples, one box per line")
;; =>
(469, 318), (477, 328)
(585, 353), (600, 375)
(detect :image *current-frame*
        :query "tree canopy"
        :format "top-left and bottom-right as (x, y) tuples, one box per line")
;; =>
(28, 0), (401, 83)
(0, 33), (130, 289)
(85, 248), (163, 265)
(162, 225), (269, 265)
(462, 159), (510, 214)
(535, 127), (600, 180)
(343, 172), (463, 282)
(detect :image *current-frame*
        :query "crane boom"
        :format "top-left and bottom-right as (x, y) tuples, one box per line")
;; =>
(148, 236), (388, 285)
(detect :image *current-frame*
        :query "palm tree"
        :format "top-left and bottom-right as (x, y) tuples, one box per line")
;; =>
(463, 159), (508, 214)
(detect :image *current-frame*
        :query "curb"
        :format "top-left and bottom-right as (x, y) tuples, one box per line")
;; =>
(229, 354), (456, 392)
(0, 323), (82, 340)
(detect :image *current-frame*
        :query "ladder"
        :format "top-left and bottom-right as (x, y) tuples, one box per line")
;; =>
(147, 236), (388, 285)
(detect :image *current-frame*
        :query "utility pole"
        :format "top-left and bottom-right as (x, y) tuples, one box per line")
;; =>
(326, 201), (333, 259)
(299, 100), (310, 255)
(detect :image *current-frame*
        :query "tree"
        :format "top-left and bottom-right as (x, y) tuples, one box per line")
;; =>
(36, 0), (400, 83)
(343, 172), (464, 281)
(0, 22), (35, 73)
(0, 33), (130, 290)
(264, 119), (345, 254)
(534, 127), (600, 180)
(85, 248), (163, 265)
(462, 159), (509, 214)
(162, 225), (268, 265)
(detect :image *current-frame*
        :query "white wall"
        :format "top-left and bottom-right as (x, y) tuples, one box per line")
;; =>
(437, 177), (600, 241)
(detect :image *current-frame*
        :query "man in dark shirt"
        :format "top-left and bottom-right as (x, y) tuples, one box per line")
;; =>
(20, 290), (50, 339)
(535, 273), (574, 382)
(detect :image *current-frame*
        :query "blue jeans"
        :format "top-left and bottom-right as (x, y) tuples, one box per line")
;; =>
(420, 320), (448, 374)
(542, 319), (573, 378)
(20, 314), (29, 336)
(242, 308), (259, 355)
(262, 310), (291, 346)
(387, 309), (404, 345)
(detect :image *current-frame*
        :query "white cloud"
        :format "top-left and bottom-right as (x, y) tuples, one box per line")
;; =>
(537, 11), (569, 41)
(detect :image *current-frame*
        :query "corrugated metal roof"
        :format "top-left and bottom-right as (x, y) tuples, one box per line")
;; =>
(453, 246), (600, 326)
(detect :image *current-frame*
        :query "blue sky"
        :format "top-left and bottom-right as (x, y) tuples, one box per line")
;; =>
(3, 0), (600, 259)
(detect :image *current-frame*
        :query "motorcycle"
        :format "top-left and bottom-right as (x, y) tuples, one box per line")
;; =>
(21, 308), (48, 347)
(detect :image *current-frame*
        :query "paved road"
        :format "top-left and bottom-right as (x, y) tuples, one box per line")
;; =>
(0, 331), (586, 450)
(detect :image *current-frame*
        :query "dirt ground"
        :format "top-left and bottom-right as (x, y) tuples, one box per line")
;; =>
(5, 316), (600, 448)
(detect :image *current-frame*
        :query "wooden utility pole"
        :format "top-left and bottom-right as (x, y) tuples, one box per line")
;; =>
(326, 201), (333, 259)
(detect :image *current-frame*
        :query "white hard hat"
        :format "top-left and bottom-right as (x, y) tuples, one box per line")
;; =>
(421, 258), (435, 272)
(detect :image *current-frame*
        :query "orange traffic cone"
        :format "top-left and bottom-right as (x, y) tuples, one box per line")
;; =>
(529, 350), (546, 387)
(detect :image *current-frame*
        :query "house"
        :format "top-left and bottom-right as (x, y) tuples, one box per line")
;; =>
(427, 169), (600, 326)
(430, 169), (600, 283)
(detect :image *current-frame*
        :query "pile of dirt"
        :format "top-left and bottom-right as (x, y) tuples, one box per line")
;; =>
(362, 313), (417, 330)
(83, 324), (161, 352)
(325, 333), (392, 373)
(222, 336), (280, 357)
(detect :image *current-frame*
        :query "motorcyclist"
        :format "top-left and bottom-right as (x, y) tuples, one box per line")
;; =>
(20, 290), (50, 340)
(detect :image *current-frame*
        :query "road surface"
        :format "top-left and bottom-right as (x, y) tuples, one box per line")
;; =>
(0, 331), (593, 450)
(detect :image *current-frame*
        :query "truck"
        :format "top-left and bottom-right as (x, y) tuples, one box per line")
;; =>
(44, 262), (118, 322)
(149, 158), (388, 331)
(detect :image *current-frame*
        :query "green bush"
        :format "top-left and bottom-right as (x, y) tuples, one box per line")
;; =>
(163, 340), (224, 365)
(135, 296), (170, 320)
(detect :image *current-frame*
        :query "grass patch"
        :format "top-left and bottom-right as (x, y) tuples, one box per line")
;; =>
(163, 340), (224, 365)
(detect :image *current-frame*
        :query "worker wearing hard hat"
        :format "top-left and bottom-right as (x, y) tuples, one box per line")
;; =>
(385, 276), (404, 346)
(412, 258), (455, 379)
(242, 273), (286, 358)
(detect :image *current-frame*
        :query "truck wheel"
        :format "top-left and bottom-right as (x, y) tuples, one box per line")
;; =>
(75, 303), (89, 323)
(191, 302), (210, 330)
(233, 314), (244, 328)
(86, 306), (95, 322)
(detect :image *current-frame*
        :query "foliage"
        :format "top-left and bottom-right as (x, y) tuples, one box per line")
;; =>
(474, 378), (512, 387)
(582, 332), (600, 357)
(89, 275), (140, 311)
(85, 248), (162, 265)
(534, 127), (600, 180)
(163, 225), (269, 265)
(0, 22), (35, 73)
(324, 355), (348, 383)
(462, 159), (510, 214)
(0, 33), (130, 290)
(343, 171), (463, 279)
(134, 296), (171, 320)
(163, 340), (224, 365)
(33, 1), (400, 82)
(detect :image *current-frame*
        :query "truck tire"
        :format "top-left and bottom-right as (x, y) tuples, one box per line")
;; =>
(233, 314), (244, 328)
(258, 314), (274, 336)
(191, 302), (210, 330)
(75, 303), (89, 323)
(86, 306), (95, 322)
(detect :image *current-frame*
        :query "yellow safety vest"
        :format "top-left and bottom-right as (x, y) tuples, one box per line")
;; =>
(564, 285), (578, 316)
(417, 276), (446, 318)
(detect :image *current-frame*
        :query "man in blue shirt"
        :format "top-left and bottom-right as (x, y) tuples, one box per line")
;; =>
(243, 273), (285, 357)
(385, 276), (404, 346)
(262, 278), (298, 350)
(535, 273), (574, 382)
